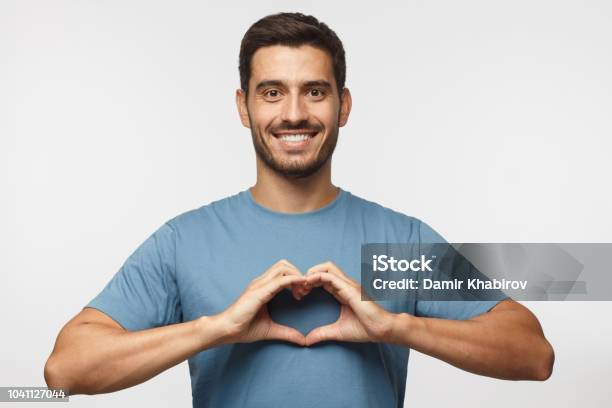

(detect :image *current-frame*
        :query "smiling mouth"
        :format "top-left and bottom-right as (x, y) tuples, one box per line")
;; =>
(272, 131), (319, 143)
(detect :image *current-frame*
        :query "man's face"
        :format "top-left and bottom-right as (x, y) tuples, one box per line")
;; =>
(236, 45), (351, 179)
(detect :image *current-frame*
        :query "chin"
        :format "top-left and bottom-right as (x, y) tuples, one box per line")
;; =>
(276, 159), (328, 179)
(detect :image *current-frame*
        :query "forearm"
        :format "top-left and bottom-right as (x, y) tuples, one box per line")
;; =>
(44, 315), (228, 395)
(389, 302), (554, 380)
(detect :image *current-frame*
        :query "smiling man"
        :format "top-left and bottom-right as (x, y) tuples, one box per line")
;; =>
(44, 12), (554, 407)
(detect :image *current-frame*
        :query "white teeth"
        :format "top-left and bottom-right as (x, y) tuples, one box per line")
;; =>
(278, 133), (311, 142)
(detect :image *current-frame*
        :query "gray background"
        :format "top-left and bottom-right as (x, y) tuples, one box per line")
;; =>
(2, 1), (611, 406)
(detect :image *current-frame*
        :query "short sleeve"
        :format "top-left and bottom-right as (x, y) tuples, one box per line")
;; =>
(85, 222), (182, 331)
(414, 219), (507, 320)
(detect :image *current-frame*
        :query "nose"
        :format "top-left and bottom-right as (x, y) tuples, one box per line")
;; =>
(280, 92), (308, 124)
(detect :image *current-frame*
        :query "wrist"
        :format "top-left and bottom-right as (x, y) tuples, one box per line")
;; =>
(195, 313), (235, 349)
(388, 312), (417, 346)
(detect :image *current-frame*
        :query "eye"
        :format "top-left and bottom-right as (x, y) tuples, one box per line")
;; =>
(309, 88), (326, 98)
(263, 89), (281, 99)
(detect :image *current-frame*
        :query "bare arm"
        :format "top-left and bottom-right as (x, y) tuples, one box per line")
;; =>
(302, 262), (554, 381)
(44, 260), (307, 395)
(390, 299), (555, 380)
(43, 308), (228, 395)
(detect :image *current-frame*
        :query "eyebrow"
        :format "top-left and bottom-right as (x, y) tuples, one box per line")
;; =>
(254, 79), (333, 92)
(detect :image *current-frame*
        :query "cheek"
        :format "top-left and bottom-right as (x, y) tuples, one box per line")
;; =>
(311, 103), (339, 126)
(253, 109), (281, 132)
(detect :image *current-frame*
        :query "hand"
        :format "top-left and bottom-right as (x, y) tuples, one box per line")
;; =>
(216, 259), (309, 346)
(303, 261), (398, 346)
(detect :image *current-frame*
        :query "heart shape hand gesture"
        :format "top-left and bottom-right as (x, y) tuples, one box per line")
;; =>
(216, 259), (398, 347)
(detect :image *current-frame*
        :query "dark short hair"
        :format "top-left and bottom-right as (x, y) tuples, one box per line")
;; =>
(238, 12), (346, 97)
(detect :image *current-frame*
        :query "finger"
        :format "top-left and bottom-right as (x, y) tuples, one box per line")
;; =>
(306, 271), (345, 292)
(254, 260), (302, 288)
(254, 261), (306, 300)
(266, 321), (307, 346)
(273, 261), (308, 300)
(291, 279), (313, 300)
(306, 261), (348, 292)
(258, 259), (297, 277)
(304, 322), (341, 346)
(306, 272), (357, 304)
(257, 274), (307, 304)
(267, 259), (301, 279)
(290, 281), (310, 300)
(308, 273), (385, 328)
(307, 262), (355, 286)
(306, 272), (335, 291)
(306, 261), (339, 276)
(304, 273), (344, 304)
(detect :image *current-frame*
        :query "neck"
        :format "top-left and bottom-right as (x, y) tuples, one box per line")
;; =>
(250, 159), (339, 213)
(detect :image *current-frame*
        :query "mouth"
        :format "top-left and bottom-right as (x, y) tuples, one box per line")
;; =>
(271, 130), (320, 150)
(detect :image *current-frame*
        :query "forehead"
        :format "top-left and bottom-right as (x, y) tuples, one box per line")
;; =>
(249, 44), (335, 86)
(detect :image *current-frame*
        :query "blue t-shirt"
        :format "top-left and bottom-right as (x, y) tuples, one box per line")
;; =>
(86, 188), (501, 407)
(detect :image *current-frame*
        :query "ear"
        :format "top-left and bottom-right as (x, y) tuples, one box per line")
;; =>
(235, 89), (251, 129)
(338, 87), (352, 127)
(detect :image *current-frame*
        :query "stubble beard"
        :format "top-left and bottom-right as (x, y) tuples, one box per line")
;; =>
(249, 113), (339, 180)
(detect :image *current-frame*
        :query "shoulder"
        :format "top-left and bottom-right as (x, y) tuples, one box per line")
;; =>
(347, 190), (417, 224)
(346, 190), (447, 243)
(163, 191), (243, 232)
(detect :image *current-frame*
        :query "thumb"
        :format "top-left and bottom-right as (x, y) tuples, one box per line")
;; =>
(266, 322), (307, 346)
(305, 323), (341, 346)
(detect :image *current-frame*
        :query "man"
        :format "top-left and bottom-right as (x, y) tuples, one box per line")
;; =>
(44, 12), (554, 407)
